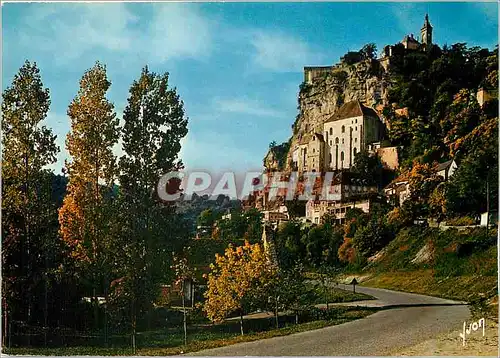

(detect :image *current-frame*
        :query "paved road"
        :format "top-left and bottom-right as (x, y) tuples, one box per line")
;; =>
(188, 286), (470, 356)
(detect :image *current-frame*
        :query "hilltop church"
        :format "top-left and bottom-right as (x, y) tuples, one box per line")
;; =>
(295, 14), (435, 173)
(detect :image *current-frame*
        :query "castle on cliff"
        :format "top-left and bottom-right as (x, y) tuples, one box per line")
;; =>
(304, 14), (433, 84)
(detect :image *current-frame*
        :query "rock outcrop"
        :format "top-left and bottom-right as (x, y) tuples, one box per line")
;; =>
(285, 59), (391, 170)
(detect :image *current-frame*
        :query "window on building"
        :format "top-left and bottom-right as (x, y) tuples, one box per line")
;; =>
(355, 126), (357, 131)
(329, 140), (332, 145)
(355, 119), (357, 124)
(355, 138), (357, 143)
(314, 217), (319, 224)
(342, 138), (344, 144)
(335, 137), (339, 144)
(329, 128), (333, 135)
(353, 147), (357, 156)
(342, 125), (345, 133)
(329, 153), (332, 163)
(341, 151), (344, 161)
(313, 148), (315, 153)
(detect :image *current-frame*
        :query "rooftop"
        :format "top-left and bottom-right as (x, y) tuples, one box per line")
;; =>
(325, 100), (380, 123)
(435, 159), (454, 172)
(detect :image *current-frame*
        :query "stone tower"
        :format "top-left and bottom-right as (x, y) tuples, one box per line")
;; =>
(420, 13), (433, 50)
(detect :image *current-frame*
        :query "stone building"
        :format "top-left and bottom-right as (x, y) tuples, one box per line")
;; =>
(322, 100), (384, 170)
(420, 13), (433, 51)
(292, 100), (384, 172)
(305, 171), (377, 224)
(306, 198), (372, 225)
(380, 14), (434, 70)
(294, 132), (326, 172)
(476, 87), (497, 108)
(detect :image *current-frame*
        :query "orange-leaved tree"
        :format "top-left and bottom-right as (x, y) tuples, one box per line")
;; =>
(58, 62), (119, 334)
(203, 241), (275, 335)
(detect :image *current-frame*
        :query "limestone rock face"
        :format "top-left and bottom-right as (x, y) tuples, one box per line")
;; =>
(286, 59), (391, 170)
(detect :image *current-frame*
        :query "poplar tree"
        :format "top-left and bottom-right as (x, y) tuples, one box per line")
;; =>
(111, 66), (188, 344)
(1, 61), (59, 340)
(58, 62), (119, 334)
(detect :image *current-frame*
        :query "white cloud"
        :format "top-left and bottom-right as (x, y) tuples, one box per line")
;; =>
(250, 31), (324, 72)
(179, 131), (262, 172)
(15, 3), (215, 66)
(18, 4), (138, 65)
(148, 3), (214, 62)
(213, 97), (286, 118)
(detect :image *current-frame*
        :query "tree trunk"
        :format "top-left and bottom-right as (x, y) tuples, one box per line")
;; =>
(2, 299), (7, 347)
(191, 283), (195, 308)
(104, 282), (109, 347)
(275, 297), (279, 329)
(239, 311), (244, 336)
(182, 280), (187, 346)
(132, 311), (137, 354)
(93, 287), (99, 333)
(295, 311), (299, 325)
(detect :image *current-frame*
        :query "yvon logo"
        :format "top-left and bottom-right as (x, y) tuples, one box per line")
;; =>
(459, 318), (485, 346)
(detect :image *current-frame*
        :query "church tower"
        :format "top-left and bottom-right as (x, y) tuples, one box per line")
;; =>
(420, 13), (433, 51)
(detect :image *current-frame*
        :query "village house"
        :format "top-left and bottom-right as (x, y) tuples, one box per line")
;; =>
(306, 199), (371, 225)
(476, 87), (497, 108)
(305, 171), (377, 224)
(384, 158), (458, 206)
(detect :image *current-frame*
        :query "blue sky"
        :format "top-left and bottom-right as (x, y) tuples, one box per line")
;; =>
(2, 1), (498, 175)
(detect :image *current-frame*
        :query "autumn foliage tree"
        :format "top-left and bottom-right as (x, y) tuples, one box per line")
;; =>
(204, 241), (275, 335)
(58, 62), (120, 332)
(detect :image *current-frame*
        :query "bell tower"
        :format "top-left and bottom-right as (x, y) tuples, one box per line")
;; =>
(420, 13), (433, 51)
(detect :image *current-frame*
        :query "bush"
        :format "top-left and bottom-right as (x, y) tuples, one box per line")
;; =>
(445, 216), (477, 226)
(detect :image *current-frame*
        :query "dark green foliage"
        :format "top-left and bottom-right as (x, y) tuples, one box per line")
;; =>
(197, 209), (217, 227)
(386, 43), (497, 170)
(341, 51), (363, 65)
(2, 61), (63, 336)
(285, 197), (306, 218)
(275, 220), (304, 269)
(216, 208), (263, 242)
(360, 43), (377, 60)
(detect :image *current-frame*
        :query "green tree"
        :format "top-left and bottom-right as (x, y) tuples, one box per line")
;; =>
(275, 220), (304, 269)
(360, 43), (377, 60)
(446, 118), (498, 216)
(112, 66), (189, 344)
(351, 151), (385, 188)
(267, 263), (313, 326)
(197, 208), (216, 227)
(2, 60), (59, 339)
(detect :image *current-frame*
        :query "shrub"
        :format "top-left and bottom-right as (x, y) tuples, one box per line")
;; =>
(445, 216), (477, 226)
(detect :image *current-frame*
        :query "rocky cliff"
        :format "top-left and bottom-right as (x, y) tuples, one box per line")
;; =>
(280, 58), (391, 170)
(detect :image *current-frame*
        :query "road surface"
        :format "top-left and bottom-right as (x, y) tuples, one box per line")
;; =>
(188, 286), (470, 356)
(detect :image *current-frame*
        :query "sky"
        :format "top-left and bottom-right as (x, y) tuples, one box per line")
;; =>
(2, 1), (498, 176)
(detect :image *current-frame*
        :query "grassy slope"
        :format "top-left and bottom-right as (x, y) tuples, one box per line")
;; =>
(360, 226), (498, 319)
(4, 307), (377, 356)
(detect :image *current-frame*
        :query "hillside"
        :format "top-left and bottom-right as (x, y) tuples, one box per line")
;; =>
(352, 226), (498, 319)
